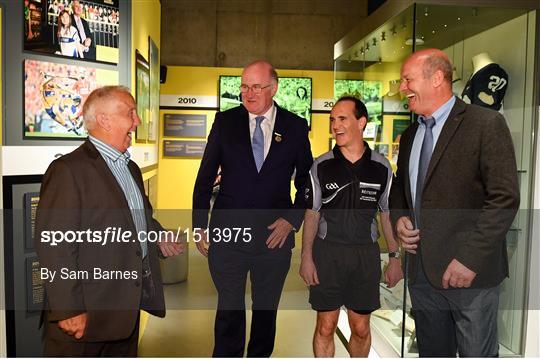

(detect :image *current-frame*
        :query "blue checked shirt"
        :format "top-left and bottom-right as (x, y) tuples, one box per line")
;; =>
(89, 136), (148, 257)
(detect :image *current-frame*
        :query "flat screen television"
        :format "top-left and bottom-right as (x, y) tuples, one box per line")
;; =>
(219, 76), (312, 128)
(334, 79), (382, 123)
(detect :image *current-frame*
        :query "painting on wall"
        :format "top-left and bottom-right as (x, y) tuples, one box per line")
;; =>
(148, 36), (159, 142)
(24, 58), (118, 139)
(135, 50), (150, 142)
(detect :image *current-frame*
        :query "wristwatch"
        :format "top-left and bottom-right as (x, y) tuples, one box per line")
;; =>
(389, 251), (401, 259)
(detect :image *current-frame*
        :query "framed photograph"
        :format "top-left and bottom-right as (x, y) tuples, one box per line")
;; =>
(364, 122), (377, 139)
(148, 37), (159, 143)
(24, 58), (117, 139)
(135, 50), (150, 143)
(24, 0), (120, 64)
(392, 118), (411, 143)
(218, 76), (313, 128)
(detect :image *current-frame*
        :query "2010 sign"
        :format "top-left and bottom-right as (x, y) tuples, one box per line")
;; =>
(177, 97), (197, 105)
(323, 101), (335, 108)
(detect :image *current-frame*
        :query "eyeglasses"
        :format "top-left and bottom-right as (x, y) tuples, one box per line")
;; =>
(240, 84), (273, 94)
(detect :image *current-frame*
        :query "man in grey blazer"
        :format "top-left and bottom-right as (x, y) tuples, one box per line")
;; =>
(389, 49), (519, 357)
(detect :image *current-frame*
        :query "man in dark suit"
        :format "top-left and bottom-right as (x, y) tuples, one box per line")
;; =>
(389, 49), (519, 356)
(35, 86), (183, 356)
(193, 60), (313, 357)
(71, 0), (95, 60)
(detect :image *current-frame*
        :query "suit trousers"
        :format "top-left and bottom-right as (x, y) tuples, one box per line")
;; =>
(43, 315), (139, 357)
(208, 245), (291, 357)
(409, 254), (499, 357)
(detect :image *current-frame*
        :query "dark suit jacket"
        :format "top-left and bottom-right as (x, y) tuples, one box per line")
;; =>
(389, 98), (519, 288)
(35, 140), (165, 342)
(71, 15), (96, 60)
(193, 104), (313, 252)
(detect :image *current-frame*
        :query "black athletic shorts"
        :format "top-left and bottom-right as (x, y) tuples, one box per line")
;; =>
(309, 238), (381, 314)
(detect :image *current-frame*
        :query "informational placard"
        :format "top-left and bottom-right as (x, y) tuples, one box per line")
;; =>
(24, 192), (40, 251)
(163, 114), (207, 138)
(163, 140), (206, 158)
(25, 256), (44, 313)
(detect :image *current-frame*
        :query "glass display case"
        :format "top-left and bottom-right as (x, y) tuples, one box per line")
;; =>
(333, 1), (538, 356)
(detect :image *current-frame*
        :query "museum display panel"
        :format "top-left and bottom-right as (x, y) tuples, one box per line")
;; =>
(334, 2), (538, 356)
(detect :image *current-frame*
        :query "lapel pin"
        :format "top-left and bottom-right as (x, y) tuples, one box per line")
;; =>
(274, 132), (282, 142)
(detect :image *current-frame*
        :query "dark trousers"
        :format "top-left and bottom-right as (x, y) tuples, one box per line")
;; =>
(208, 245), (291, 357)
(43, 317), (139, 357)
(409, 258), (500, 357)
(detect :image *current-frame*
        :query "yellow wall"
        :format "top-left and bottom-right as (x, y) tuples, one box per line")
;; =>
(131, 0), (161, 343)
(157, 66), (335, 220)
(156, 63), (406, 216)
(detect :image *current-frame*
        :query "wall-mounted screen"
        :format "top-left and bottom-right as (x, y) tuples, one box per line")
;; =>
(24, 59), (118, 139)
(24, 0), (119, 64)
(219, 76), (312, 127)
(334, 79), (382, 123)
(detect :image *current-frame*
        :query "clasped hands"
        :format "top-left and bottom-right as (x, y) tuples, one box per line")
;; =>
(395, 216), (477, 288)
(195, 218), (293, 257)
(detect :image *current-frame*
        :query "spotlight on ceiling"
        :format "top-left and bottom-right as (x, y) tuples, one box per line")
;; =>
(405, 38), (425, 46)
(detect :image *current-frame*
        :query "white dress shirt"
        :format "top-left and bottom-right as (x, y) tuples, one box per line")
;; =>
(248, 104), (276, 159)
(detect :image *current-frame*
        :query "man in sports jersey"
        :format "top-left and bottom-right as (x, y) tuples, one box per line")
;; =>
(300, 97), (403, 356)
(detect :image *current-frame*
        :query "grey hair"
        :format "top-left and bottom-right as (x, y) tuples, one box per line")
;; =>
(83, 85), (131, 131)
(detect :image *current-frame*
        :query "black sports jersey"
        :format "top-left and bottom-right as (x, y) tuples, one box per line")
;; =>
(461, 63), (508, 111)
(305, 143), (393, 245)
